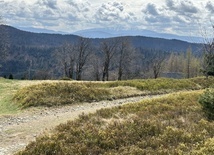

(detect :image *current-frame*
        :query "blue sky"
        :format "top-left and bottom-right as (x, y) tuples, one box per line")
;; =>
(0, 0), (213, 37)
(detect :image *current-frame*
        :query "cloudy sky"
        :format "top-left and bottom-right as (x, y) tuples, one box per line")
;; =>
(0, 0), (213, 37)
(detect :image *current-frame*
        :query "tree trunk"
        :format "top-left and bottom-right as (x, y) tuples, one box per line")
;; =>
(118, 62), (123, 80)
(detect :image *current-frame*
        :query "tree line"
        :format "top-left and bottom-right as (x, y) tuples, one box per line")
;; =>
(51, 37), (209, 81)
(0, 23), (213, 80)
(53, 37), (136, 81)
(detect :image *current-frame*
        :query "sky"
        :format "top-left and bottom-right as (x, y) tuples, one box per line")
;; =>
(0, 0), (213, 37)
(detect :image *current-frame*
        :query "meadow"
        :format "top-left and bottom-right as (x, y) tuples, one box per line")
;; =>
(12, 77), (214, 109)
(0, 76), (213, 115)
(0, 77), (214, 154)
(16, 91), (214, 155)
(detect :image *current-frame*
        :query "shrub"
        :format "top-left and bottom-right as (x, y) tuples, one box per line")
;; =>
(199, 89), (214, 120)
(13, 82), (111, 108)
(9, 74), (13, 79)
(12, 77), (214, 109)
(190, 77), (214, 88)
(16, 91), (214, 155)
(192, 138), (214, 155)
(104, 78), (201, 94)
(60, 77), (73, 81)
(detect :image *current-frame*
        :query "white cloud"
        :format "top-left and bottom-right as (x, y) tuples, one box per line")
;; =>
(0, 0), (213, 36)
(166, 0), (199, 14)
(94, 2), (137, 28)
(140, 0), (212, 36)
(36, 0), (58, 10)
(144, 3), (159, 16)
(206, 1), (214, 13)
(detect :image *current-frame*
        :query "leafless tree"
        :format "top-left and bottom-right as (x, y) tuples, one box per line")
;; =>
(90, 53), (102, 81)
(54, 42), (76, 79)
(186, 47), (192, 78)
(101, 38), (119, 81)
(201, 24), (214, 78)
(151, 50), (166, 79)
(75, 37), (91, 80)
(117, 37), (135, 80)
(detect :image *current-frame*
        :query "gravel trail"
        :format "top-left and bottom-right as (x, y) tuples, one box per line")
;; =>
(0, 95), (164, 155)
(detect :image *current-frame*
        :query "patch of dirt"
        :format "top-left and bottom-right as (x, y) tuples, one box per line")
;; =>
(0, 95), (163, 155)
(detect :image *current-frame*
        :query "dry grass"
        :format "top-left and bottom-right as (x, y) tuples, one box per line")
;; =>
(0, 79), (67, 115)
(13, 77), (214, 108)
(1, 77), (214, 114)
(16, 90), (214, 155)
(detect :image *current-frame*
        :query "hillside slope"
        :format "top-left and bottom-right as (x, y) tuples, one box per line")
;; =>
(14, 90), (214, 155)
(2, 25), (202, 51)
(0, 25), (203, 79)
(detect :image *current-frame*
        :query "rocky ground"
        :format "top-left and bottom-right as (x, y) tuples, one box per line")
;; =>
(0, 95), (163, 155)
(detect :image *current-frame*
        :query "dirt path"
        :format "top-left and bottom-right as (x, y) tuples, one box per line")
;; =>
(0, 95), (164, 155)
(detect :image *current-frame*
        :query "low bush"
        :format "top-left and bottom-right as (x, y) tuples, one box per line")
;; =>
(192, 138), (214, 155)
(190, 77), (214, 88)
(13, 77), (214, 109)
(16, 91), (214, 155)
(105, 78), (201, 92)
(13, 82), (111, 108)
(60, 77), (73, 81)
(199, 88), (214, 120)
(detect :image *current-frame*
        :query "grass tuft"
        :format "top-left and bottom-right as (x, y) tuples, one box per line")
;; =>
(12, 77), (214, 109)
(16, 91), (214, 155)
(104, 78), (202, 92)
(13, 82), (111, 108)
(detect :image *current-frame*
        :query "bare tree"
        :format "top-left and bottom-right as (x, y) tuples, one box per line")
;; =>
(101, 39), (119, 81)
(75, 37), (91, 80)
(186, 47), (192, 78)
(90, 53), (102, 81)
(54, 38), (91, 80)
(151, 50), (166, 79)
(54, 42), (76, 79)
(117, 37), (135, 80)
(201, 24), (214, 78)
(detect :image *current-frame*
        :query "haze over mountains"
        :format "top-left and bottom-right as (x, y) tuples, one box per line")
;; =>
(73, 28), (204, 43)
(18, 26), (204, 43)
(4, 25), (202, 53)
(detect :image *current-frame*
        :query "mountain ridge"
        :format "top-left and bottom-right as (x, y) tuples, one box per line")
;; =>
(16, 26), (203, 43)
(0, 25), (201, 51)
(73, 28), (204, 43)
(0, 25), (203, 79)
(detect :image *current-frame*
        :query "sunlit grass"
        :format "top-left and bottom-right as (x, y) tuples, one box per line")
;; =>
(1, 77), (214, 114)
(0, 78), (45, 115)
(13, 77), (214, 108)
(0, 78), (21, 115)
(16, 90), (214, 155)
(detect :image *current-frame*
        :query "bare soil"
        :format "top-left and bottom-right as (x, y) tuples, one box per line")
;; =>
(0, 95), (163, 155)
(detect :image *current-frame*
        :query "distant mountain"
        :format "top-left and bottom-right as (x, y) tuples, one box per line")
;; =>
(3, 25), (79, 47)
(73, 28), (204, 43)
(17, 26), (67, 34)
(14, 26), (204, 43)
(0, 25), (203, 79)
(13, 27), (203, 43)
(1, 25), (201, 52)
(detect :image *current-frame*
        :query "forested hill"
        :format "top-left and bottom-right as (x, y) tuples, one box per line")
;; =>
(3, 25), (202, 52)
(3, 25), (79, 47)
(0, 25), (203, 80)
